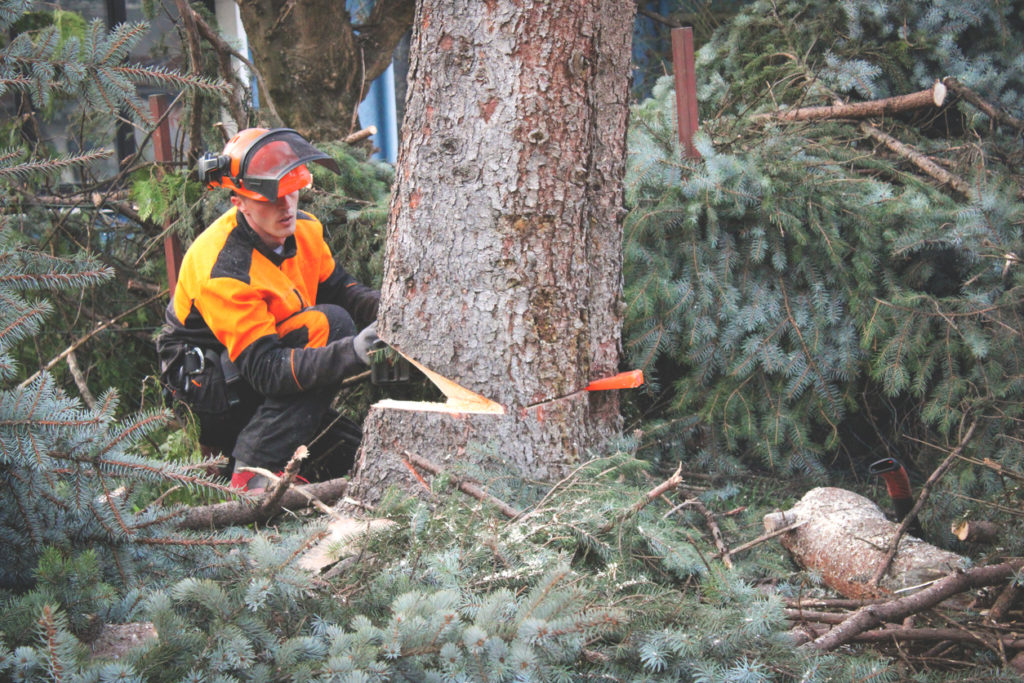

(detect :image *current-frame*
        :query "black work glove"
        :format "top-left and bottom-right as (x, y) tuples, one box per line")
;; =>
(352, 322), (380, 365)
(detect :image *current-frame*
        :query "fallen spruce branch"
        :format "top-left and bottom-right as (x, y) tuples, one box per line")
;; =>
(402, 451), (522, 519)
(871, 420), (977, 586)
(176, 477), (349, 530)
(804, 559), (1023, 652)
(859, 121), (973, 200)
(756, 81), (946, 123)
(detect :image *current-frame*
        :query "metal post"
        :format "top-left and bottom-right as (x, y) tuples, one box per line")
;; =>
(149, 94), (184, 293)
(671, 26), (700, 159)
(106, 0), (138, 163)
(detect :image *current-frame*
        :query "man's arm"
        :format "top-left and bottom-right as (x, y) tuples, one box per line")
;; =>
(234, 333), (366, 396)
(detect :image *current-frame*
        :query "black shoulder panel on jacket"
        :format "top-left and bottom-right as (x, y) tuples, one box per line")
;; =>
(210, 227), (255, 284)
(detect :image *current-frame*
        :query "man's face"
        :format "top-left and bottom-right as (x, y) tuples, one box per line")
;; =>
(231, 190), (299, 248)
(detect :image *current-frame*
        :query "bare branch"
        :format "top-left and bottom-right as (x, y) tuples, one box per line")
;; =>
(860, 121), (973, 200)
(402, 451), (522, 519)
(177, 477), (349, 530)
(18, 289), (168, 389)
(253, 446), (309, 518)
(757, 81), (947, 122)
(807, 559), (1023, 652)
(66, 350), (96, 409)
(943, 77), (1024, 133)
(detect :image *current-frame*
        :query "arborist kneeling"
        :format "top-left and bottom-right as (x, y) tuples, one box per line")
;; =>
(157, 128), (380, 492)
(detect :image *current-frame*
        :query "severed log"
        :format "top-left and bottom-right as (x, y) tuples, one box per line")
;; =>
(176, 477), (349, 530)
(988, 578), (1022, 624)
(952, 520), (1000, 544)
(763, 487), (969, 600)
(344, 126), (378, 144)
(756, 81), (947, 123)
(871, 420), (976, 585)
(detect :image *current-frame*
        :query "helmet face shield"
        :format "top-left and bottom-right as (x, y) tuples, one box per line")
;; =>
(237, 130), (341, 201)
(203, 128), (342, 201)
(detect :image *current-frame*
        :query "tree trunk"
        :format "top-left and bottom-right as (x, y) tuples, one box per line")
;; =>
(351, 0), (636, 503)
(237, 0), (414, 140)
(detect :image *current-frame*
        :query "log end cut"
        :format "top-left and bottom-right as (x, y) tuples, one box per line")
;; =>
(764, 487), (969, 600)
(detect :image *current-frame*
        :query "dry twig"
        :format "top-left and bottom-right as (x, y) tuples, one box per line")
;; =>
(254, 446), (308, 518)
(860, 121), (973, 200)
(402, 451), (522, 519)
(943, 77), (1024, 134)
(19, 290), (168, 389)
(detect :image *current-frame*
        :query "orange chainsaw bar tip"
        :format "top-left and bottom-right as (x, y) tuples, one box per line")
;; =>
(585, 369), (645, 392)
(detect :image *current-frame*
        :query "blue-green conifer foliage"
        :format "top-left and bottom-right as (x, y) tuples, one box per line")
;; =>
(623, 0), (1022, 542)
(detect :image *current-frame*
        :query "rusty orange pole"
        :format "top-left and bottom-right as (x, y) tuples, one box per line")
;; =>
(148, 94), (184, 293)
(671, 26), (700, 159)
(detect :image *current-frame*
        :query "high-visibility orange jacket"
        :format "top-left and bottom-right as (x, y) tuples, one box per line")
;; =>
(161, 207), (379, 397)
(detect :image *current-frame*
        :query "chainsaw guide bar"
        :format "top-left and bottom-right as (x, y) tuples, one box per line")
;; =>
(372, 348), (505, 415)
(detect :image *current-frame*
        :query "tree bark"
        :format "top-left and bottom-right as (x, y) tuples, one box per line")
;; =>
(351, 0), (636, 504)
(237, 0), (415, 140)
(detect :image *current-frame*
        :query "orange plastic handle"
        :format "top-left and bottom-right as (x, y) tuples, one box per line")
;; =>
(585, 369), (645, 392)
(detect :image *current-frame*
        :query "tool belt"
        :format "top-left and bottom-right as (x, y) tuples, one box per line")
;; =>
(157, 335), (242, 415)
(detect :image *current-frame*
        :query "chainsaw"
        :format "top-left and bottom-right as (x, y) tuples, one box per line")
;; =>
(369, 340), (411, 385)
(868, 456), (925, 539)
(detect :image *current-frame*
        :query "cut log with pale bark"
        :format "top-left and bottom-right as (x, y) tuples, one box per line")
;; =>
(763, 487), (969, 600)
(756, 81), (947, 122)
(952, 520), (1000, 544)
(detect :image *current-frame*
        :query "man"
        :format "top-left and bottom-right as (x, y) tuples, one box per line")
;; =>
(157, 127), (380, 491)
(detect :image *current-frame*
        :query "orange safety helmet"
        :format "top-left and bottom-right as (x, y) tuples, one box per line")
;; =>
(196, 128), (341, 201)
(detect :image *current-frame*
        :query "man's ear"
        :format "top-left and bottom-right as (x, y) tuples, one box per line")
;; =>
(229, 194), (244, 210)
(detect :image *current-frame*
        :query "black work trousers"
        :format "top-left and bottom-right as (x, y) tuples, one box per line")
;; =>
(195, 303), (361, 479)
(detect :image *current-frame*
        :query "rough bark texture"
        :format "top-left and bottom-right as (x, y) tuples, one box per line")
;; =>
(237, 0), (414, 139)
(351, 0), (636, 504)
(763, 487), (969, 600)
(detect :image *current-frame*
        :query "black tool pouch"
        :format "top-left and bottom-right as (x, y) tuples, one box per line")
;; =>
(156, 333), (234, 415)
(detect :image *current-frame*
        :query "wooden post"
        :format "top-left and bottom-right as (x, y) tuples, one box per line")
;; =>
(149, 94), (184, 293)
(671, 26), (700, 159)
